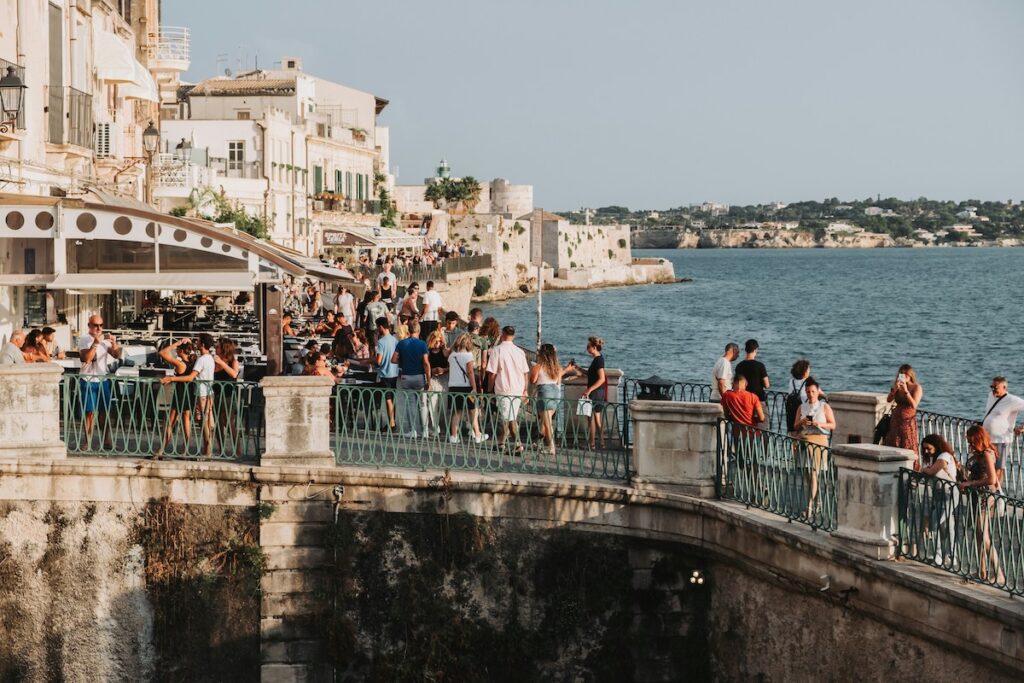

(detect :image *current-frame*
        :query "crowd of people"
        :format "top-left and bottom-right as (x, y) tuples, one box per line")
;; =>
(711, 339), (1024, 577)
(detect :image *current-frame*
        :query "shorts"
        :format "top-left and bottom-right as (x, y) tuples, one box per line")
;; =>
(448, 386), (476, 411)
(81, 379), (112, 414)
(535, 383), (560, 411)
(377, 376), (398, 400)
(495, 394), (523, 423)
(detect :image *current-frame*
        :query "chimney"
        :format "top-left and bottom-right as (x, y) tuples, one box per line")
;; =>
(282, 56), (303, 71)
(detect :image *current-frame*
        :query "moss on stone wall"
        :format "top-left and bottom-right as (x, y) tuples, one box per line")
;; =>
(133, 498), (262, 683)
(324, 511), (711, 682)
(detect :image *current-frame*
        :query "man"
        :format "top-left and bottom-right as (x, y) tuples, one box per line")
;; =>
(41, 327), (65, 360)
(734, 339), (770, 424)
(442, 311), (461, 350)
(468, 308), (483, 328)
(375, 317), (400, 430)
(78, 315), (122, 444)
(983, 376), (1024, 485)
(419, 280), (444, 340)
(364, 290), (390, 348)
(0, 329), (26, 365)
(391, 320), (431, 437)
(711, 342), (739, 401)
(334, 286), (356, 326)
(486, 326), (530, 450)
(377, 261), (398, 309)
(721, 375), (765, 428)
(399, 282), (420, 323)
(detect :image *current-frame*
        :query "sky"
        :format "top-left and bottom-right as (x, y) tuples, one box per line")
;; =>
(164, 0), (1024, 210)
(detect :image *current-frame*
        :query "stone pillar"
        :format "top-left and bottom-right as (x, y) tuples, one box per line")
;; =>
(831, 443), (916, 560)
(260, 376), (336, 467)
(630, 400), (723, 497)
(563, 368), (625, 446)
(0, 363), (66, 459)
(828, 391), (889, 446)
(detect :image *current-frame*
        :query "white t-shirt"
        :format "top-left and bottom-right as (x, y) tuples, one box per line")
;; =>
(420, 290), (443, 322)
(335, 292), (355, 322)
(711, 356), (733, 400)
(983, 392), (1024, 444)
(448, 350), (474, 388)
(79, 335), (112, 376)
(933, 452), (957, 482)
(194, 353), (215, 397)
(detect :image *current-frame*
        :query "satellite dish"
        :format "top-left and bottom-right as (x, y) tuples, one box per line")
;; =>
(224, 68), (233, 77)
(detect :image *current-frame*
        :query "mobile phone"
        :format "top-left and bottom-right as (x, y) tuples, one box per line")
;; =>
(897, 373), (907, 384)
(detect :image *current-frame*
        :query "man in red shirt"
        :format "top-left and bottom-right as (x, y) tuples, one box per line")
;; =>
(721, 375), (765, 427)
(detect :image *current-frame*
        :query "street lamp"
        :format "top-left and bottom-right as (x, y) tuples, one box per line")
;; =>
(0, 66), (27, 134)
(141, 120), (159, 205)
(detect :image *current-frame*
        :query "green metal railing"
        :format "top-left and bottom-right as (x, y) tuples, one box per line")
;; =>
(332, 384), (630, 481)
(716, 418), (837, 530)
(897, 468), (1024, 596)
(61, 375), (264, 461)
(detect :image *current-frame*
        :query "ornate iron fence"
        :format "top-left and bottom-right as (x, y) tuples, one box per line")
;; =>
(332, 384), (630, 481)
(61, 375), (264, 461)
(897, 468), (1024, 596)
(716, 418), (837, 531)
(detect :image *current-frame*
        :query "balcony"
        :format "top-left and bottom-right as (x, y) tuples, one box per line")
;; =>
(312, 195), (381, 215)
(149, 26), (190, 71)
(152, 153), (216, 197)
(210, 157), (262, 180)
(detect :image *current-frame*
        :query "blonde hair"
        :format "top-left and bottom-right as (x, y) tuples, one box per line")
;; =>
(452, 333), (474, 353)
(587, 336), (604, 352)
(898, 364), (917, 385)
(427, 329), (446, 349)
(537, 343), (561, 381)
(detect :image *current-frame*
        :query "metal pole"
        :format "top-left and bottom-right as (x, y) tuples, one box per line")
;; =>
(536, 263), (543, 353)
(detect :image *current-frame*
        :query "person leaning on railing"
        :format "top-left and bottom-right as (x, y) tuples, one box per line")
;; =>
(160, 333), (217, 458)
(919, 434), (959, 566)
(78, 315), (122, 447)
(958, 425), (1004, 584)
(529, 343), (582, 456)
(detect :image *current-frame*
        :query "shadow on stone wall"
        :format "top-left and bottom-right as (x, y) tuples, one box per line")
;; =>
(322, 509), (712, 682)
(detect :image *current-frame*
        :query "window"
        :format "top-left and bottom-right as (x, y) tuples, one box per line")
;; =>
(313, 165), (323, 195)
(228, 141), (245, 171)
(356, 174), (363, 201)
(346, 172), (352, 198)
(237, 111), (251, 120)
(335, 170), (343, 194)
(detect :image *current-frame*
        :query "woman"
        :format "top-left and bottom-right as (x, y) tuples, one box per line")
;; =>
(580, 337), (608, 450)
(884, 364), (923, 466)
(959, 425), (1003, 583)
(160, 333), (217, 457)
(920, 434), (959, 566)
(315, 311), (340, 336)
(794, 377), (836, 518)
(424, 329), (449, 437)
(786, 359), (811, 436)
(156, 338), (197, 457)
(351, 329), (371, 362)
(447, 334), (487, 444)
(213, 337), (243, 455)
(478, 317), (501, 386)
(303, 352), (339, 380)
(21, 330), (50, 362)
(529, 344), (581, 456)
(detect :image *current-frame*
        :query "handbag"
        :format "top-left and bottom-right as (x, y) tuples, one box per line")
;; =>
(576, 398), (594, 417)
(872, 407), (893, 445)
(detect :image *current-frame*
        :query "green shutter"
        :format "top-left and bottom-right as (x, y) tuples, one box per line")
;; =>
(346, 172), (352, 198)
(356, 174), (363, 200)
(335, 170), (342, 194)
(314, 166), (323, 194)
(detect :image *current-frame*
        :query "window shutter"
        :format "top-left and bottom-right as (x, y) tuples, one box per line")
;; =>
(314, 166), (323, 194)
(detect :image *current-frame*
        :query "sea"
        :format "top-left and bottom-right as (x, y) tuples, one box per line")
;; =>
(484, 247), (1024, 417)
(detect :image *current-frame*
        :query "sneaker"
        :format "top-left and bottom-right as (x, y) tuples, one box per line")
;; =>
(403, 431), (418, 438)
(448, 436), (461, 444)
(473, 434), (490, 444)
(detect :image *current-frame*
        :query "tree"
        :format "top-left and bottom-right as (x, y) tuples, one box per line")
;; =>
(375, 172), (397, 229)
(168, 185), (269, 239)
(422, 177), (482, 214)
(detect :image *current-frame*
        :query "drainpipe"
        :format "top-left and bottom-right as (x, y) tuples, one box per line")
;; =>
(304, 135), (312, 256)
(256, 120), (270, 230)
(290, 129), (296, 249)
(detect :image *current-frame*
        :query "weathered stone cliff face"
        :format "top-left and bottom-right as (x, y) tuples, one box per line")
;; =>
(632, 227), (895, 249)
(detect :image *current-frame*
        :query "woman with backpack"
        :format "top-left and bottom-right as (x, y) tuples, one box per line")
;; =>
(785, 359), (811, 437)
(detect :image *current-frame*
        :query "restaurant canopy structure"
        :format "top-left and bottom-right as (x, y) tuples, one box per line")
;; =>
(321, 226), (424, 251)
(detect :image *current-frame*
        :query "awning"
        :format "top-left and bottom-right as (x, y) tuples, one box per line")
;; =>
(0, 274), (55, 286)
(322, 227), (424, 250)
(48, 271), (255, 292)
(94, 32), (158, 100)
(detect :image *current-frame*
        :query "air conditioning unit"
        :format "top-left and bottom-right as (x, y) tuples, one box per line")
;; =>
(95, 122), (122, 159)
(312, 200), (325, 211)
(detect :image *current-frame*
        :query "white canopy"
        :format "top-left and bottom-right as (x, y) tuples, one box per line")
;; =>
(48, 271), (254, 292)
(94, 31), (159, 101)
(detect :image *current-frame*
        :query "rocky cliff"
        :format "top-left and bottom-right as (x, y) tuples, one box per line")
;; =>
(632, 227), (895, 249)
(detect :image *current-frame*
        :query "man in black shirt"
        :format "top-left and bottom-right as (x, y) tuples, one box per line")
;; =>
(734, 339), (769, 425)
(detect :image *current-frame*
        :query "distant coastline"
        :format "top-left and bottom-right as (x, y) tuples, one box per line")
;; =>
(630, 227), (1023, 250)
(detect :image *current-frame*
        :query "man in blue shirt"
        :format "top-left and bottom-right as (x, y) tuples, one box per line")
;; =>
(375, 317), (400, 430)
(391, 321), (431, 437)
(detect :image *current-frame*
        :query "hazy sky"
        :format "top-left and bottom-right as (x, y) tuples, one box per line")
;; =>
(165, 0), (1023, 209)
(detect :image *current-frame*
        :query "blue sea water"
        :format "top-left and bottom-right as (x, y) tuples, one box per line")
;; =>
(483, 247), (1024, 417)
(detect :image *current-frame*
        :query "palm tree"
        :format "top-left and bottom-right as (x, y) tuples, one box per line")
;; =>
(460, 176), (482, 214)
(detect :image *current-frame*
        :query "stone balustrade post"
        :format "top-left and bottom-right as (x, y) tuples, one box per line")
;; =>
(260, 376), (336, 467)
(828, 391), (889, 446)
(831, 443), (916, 560)
(630, 400), (723, 497)
(0, 363), (66, 459)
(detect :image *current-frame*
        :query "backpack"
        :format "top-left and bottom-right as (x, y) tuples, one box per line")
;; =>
(785, 380), (806, 432)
